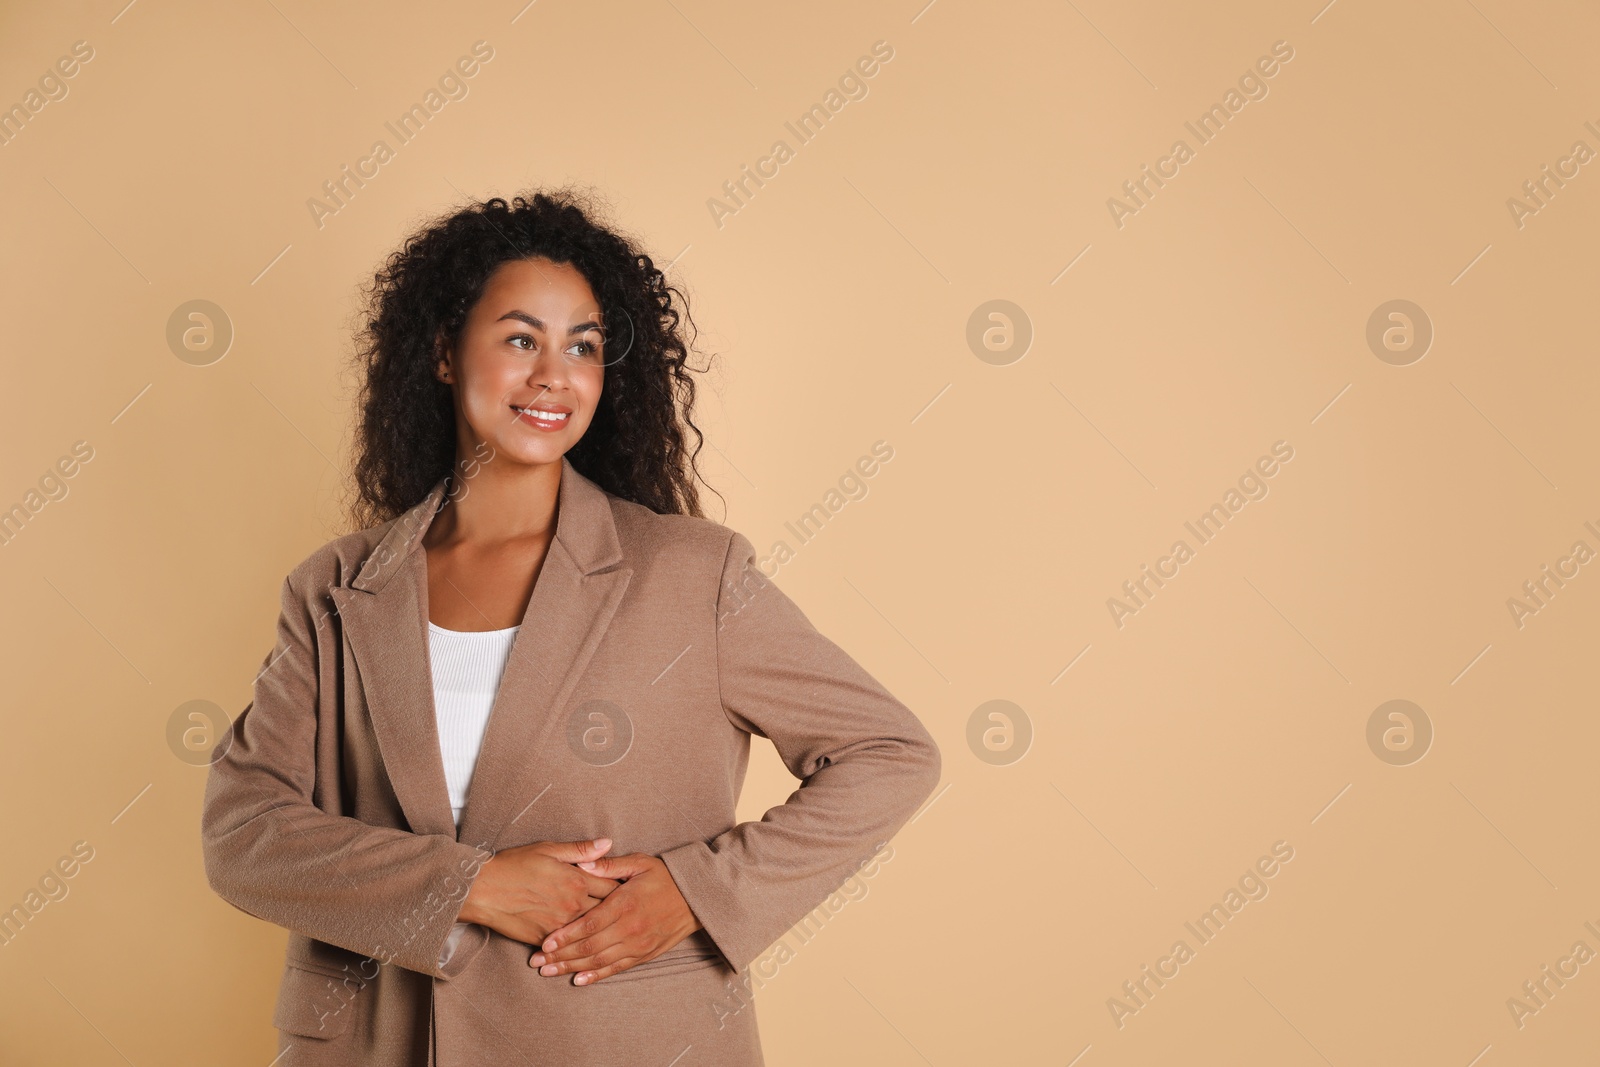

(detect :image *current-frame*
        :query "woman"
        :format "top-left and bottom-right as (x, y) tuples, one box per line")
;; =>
(200, 189), (942, 1066)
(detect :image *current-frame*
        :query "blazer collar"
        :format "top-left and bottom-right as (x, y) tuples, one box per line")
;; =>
(328, 455), (634, 848)
(347, 454), (623, 595)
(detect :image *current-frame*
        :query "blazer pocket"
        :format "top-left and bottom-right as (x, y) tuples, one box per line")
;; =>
(598, 939), (728, 984)
(272, 962), (359, 1039)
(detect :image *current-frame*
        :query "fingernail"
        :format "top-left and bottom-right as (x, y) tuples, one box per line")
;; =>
(575, 973), (590, 985)
(578, 861), (596, 870)
(530, 954), (544, 966)
(540, 965), (557, 976)
(543, 939), (556, 952)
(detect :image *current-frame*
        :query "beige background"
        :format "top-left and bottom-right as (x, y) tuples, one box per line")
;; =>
(1, 0), (1596, 1063)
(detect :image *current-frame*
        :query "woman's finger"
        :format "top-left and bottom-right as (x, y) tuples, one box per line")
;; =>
(578, 871), (622, 897)
(536, 931), (628, 975)
(573, 954), (646, 986)
(536, 899), (627, 968)
(577, 852), (654, 880)
(532, 837), (612, 864)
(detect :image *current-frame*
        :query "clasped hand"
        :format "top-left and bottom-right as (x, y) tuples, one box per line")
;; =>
(456, 837), (703, 986)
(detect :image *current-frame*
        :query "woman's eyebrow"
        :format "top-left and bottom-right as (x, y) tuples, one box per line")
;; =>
(496, 309), (603, 334)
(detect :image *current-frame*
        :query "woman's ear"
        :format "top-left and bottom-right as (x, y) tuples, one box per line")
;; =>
(434, 333), (453, 384)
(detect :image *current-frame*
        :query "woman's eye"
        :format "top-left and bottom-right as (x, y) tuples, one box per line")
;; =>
(510, 334), (535, 351)
(567, 340), (600, 359)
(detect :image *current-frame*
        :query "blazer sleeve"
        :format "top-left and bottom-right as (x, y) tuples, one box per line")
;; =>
(200, 572), (490, 980)
(658, 531), (942, 974)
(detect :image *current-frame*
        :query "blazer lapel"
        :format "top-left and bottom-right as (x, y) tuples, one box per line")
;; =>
(331, 456), (632, 851)
(455, 460), (631, 851)
(329, 479), (456, 839)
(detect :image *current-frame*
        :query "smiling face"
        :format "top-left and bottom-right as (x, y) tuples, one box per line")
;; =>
(435, 256), (607, 471)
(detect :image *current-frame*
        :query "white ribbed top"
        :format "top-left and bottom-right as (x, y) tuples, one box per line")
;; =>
(426, 621), (520, 829)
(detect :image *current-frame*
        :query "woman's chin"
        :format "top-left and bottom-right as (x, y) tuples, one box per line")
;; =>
(489, 436), (575, 470)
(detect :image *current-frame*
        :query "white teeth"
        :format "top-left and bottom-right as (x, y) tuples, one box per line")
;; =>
(515, 407), (569, 422)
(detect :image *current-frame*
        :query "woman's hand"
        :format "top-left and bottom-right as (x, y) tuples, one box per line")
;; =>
(529, 853), (703, 985)
(457, 837), (622, 947)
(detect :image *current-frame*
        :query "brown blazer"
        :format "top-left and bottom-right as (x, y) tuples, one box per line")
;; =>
(200, 455), (942, 1066)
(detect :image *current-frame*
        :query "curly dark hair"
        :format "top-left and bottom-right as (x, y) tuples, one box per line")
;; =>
(340, 186), (717, 532)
